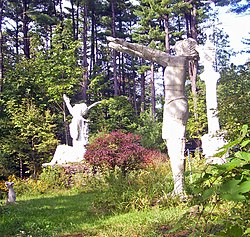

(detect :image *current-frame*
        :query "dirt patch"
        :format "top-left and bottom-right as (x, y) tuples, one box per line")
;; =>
(159, 225), (190, 237)
(59, 226), (191, 237)
(59, 234), (85, 237)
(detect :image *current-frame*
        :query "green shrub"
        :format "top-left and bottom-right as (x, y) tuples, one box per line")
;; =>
(189, 125), (250, 236)
(0, 162), (109, 198)
(39, 166), (68, 190)
(136, 111), (166, 152)
(89, 96), (138, 134)
(92, 157), (174, 214)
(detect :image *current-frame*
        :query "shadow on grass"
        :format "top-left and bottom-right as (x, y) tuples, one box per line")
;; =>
(0, 192), (194, 237)
(0, 192), (107, 237)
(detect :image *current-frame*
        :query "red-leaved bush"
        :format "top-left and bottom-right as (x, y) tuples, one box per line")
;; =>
(84, 131), (152, 174)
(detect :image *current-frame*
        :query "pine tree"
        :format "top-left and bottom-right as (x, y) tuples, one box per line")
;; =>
(0, 0), (3, 100)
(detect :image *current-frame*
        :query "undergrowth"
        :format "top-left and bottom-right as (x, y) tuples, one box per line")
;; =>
(186, 124), (250, 236)
(1, 126), (249, 236)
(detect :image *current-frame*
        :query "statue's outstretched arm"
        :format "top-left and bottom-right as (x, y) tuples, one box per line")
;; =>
(107, 37), (187, 67)
(87, 101), (102, 111)
(63, 94), (74, 116)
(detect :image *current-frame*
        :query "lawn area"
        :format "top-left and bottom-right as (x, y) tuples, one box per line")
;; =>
(0, 190), (188, 237)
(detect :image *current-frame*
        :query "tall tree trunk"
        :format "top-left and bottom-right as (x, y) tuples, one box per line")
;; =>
(111, 0), (118, 96)
(163, 14), (170, 105)
(163, 14), (170, 54)
(185, 12), (191, 38)
(190, 3), (197, 40)
(121, 53), (125, 95)
(189, 2), (198, 121)
(22, 0), (30, 58)
(140, 69), (145, 113)
(150, 63), (156, 118)
(90, 1), (96, 77)
(82, 1), (88, 101)
(0, 0), (3, 109)
(58, 0), (63, 21)
(70, 0), (77, 40)
(189, 60), (198, 120)
(76, 0), (80, 40)
(132, 60), (138, 114)
(185, 1), (199, 121)
(15, 5), (19, 60)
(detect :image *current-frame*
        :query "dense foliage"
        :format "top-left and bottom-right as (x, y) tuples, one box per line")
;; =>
(189, 125), (250, 236)
(136, 111), (166, 152)
(88, 96), (138, 134)
(0, 1), (249, 236)
(186, 79), (207, 139)
(85, 131), (153, 175)
(218, 64), (250, 140)
(0, 0), (248, 185)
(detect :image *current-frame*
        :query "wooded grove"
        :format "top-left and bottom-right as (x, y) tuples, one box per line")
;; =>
(0, 0), (249, 178)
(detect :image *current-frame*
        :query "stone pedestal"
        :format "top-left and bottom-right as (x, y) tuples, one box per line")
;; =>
(42, 144), (85, 167)
(201, 133), (227, 164)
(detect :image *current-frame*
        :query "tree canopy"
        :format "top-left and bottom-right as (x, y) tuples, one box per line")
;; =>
(0, 0), (248, 178)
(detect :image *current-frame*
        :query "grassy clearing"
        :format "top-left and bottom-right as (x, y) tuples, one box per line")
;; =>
(1, 136), (249, 237)
(0, 190), (187, 237)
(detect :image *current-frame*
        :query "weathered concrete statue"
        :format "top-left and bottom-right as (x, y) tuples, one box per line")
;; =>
(107, 37), (199, 195)
(42, 95), (101, 166)
(5, 181), (16, 204)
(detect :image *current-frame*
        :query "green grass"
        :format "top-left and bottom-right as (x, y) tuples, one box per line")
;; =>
(0, 190), (188, 237)
(3, 152), (249, 237)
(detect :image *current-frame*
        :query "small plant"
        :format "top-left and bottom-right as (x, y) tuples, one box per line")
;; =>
(136, 111), (166, 152)
(92, 159), (173, 214)
(189, 124), (250, 236)
(85, 131), (152, 175)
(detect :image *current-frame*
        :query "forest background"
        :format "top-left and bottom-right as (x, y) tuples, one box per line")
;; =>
(0, 0), (249, 179)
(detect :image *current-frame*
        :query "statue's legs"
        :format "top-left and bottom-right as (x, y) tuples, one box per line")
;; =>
(166, 138), (185, 195)
(162, 98), (188, 196)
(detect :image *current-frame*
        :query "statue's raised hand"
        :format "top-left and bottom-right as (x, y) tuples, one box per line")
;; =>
(63, 94), (70, 103)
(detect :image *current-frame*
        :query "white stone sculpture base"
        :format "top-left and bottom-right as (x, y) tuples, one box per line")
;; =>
(201, 133), (227, 164)
(42, 144), (85, 167)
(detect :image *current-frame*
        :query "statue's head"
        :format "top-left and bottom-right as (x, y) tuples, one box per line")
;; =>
(175, 38), (199, 57)
(5, 182), (14, 188)
(72, 103), (88, 117)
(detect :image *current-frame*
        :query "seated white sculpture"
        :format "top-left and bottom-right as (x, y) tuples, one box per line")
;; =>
(42, 95), (101, 167)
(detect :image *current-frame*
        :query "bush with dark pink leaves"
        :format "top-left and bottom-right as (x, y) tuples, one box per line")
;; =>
(84, 131), (152, 175)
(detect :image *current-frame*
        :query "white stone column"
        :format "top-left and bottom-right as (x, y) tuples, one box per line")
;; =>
(198, 32), (227, 164)
(200, 66), (220, 134)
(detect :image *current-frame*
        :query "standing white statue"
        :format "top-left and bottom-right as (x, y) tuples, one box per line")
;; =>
(42, 95), (101, 167)
(199, 30), (227, 164)
(107, 37), (199, 196)
(162, 38), (199, 196)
